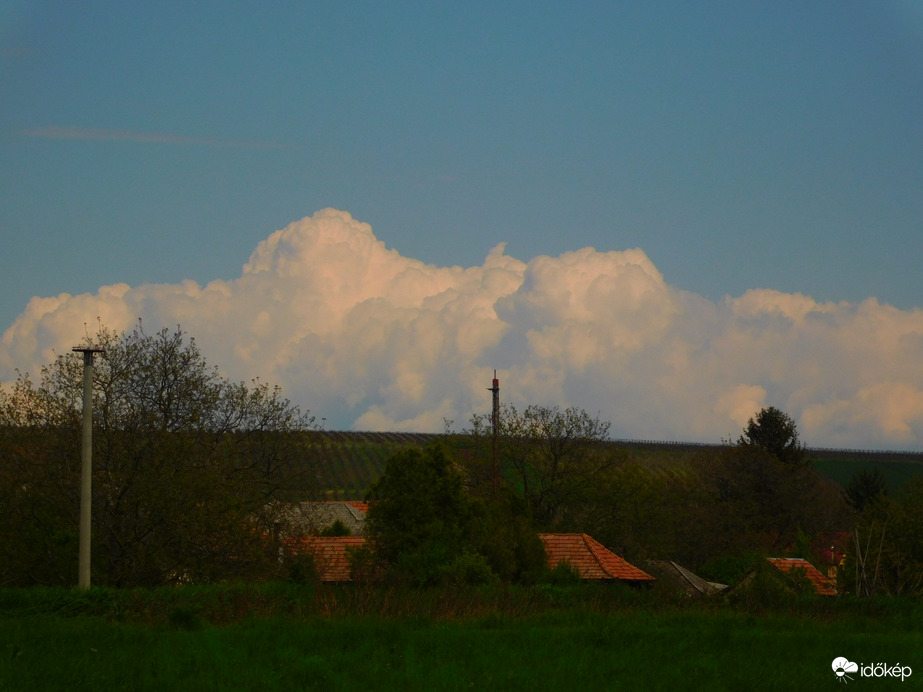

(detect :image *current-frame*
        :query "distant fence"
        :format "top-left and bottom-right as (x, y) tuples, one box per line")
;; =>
(804, 447), (923, 461)
(322, 431), (922, 460)
(612, 439), (922, 458)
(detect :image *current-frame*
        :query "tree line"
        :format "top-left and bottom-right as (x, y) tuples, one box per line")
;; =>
(0, 324), (321, 587)
(365, 403), (922, 592)
(1, 323), (920, 594)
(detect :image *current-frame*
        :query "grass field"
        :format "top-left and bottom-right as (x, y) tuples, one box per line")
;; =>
(1, 584), (920, 690)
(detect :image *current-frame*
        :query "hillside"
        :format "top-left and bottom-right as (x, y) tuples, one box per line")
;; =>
(312, 432), (923, 500)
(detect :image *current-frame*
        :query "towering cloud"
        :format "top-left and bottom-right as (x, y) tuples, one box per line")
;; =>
(2, 209), (921, 449)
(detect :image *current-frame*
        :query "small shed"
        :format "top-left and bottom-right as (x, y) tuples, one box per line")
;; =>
(641, 560), (727, 597)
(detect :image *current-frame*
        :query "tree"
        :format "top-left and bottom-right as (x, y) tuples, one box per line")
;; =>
(846, 477), (923, 596)
(738, 406), (807, 467)
(468, 404), (620, 529)
(364, 443), (545, 585)
(364, 444), (483, 585)
(0, 323), (318, 586)
(466, 489), (547, 584)
(688, 443), (848, 563)
(845, 467), (887, 514)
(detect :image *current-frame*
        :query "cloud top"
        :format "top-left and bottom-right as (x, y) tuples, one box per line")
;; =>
(3, 208), (922, 449)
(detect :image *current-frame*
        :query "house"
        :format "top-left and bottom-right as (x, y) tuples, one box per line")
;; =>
(273, 500), (368, 538)
(283, 531), (654, 585)
(283, 536), (366, 582)
(724, 557), (838, 597)
(641, 560), (727, 597)
(765, 557), (837, 596)
(538, 533), (655, 585)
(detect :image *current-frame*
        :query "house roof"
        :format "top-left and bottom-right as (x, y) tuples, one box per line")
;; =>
(275, 501), (368, 537)
(766, 557), (838, 596)
(285, 531), (656, 584)
(286, 536), (366, 582)
(538, 533), (654, 582)
(641, 560), (726, 596)
(344, 500), (370, 514)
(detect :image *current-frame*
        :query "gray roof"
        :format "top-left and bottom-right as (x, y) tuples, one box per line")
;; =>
(274, 501), (367, 537)
(642, 560), (727, 596)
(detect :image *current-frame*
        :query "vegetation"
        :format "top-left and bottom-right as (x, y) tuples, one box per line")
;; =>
(845, 466), (888, 514)
(364, 444), (545, 586)
(0, 323), (319, 587)
(1, 584), (920, 691)
(467, 404), (620, 528)
(311, 434), (922, 503)
(846, 477), (923, 597)
(737, 405), (807, 467)
(1, 319), (922, 687)
(1, 318), (920, 596)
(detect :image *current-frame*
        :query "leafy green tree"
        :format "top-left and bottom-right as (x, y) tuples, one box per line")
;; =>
(364, 444), (476, 585)
(689, 444), (848, 561)
(320, 519), (352, 537)
(0, 323), (318, 586)
(738, 406), (807, 467)
(467, 489), (547, 584)
(846, 477), (923, 597)
(587, 460), (695, 563)
(469, 404), (620, 528)
(364, 443), (545, 585)
(845, 467), (887, 514)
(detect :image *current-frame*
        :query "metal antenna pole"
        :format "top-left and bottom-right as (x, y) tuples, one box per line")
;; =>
(73, 346), (104, 589)
(488, 370), (500, 497)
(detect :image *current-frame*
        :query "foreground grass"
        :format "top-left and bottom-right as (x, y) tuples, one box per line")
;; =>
(1, 585), (920, 690)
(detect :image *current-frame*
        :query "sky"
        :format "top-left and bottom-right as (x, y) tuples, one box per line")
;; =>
(1, 2), (922, 449)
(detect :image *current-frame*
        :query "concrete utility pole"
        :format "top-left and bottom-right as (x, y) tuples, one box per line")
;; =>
(73, 346), (104, 590)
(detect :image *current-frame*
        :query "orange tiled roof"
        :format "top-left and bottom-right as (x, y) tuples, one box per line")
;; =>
(344, 501), (370, 514)
(286, 536), (366, 582)
(539, 533), (655, 582)
(767, 557), (838, 596)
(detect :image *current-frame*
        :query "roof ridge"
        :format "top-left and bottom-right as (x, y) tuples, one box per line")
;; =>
(582, 534), (615, 578)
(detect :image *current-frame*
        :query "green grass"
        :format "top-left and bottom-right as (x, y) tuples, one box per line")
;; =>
(2, 609), (919, 690)
(1, 584), (921, 691)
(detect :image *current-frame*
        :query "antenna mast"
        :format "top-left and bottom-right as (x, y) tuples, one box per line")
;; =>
(488, 370), (500, 496)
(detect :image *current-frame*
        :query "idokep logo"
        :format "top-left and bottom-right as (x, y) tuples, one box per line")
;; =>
(832, 658), (859, 683)
(832, 657), (912, 683)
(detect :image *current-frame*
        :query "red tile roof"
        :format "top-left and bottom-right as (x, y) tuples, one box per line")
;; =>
(344, 501), (370, 514)
(286, 536), (366, 582)
(767, 557), (838, 596)
(539, 533), (654, 582)
(287, 532), (656, 584)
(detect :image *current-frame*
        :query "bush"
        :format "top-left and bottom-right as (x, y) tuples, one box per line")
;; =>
(548, 561), (582, 586)
(285, 552), (319, 586)
(439, 550), (499, 587)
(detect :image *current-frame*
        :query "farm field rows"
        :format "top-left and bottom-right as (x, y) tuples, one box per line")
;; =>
(310, 432), (923, 499)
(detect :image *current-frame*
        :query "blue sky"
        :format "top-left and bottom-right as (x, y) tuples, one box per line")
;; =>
(2, 2), (922, 448)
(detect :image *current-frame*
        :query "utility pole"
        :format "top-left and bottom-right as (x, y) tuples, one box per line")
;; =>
(488, 370), (500, 497)
(73, 345), (104, 590)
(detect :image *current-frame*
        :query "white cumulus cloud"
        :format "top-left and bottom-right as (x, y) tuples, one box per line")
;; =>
(2, 208), (922, 449)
